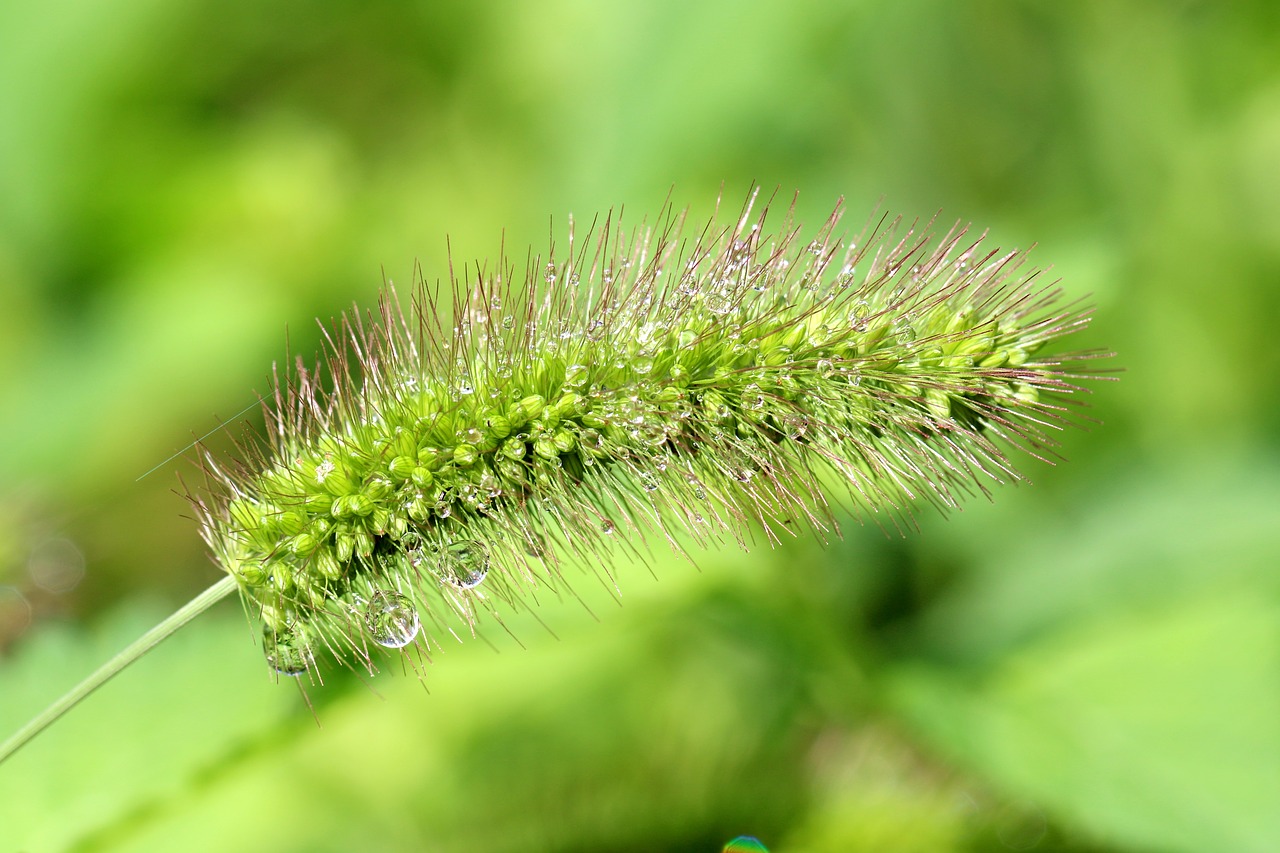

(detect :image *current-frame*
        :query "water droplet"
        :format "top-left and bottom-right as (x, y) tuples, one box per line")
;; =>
(634, 355), (655, 375)
(441, 539), (490, 588)
(579, 428), (603, 450)
(458, 379), (475, 395)
(502, 315), (515, 330)
(639, 471), (660, 492)
(600, 519), (616, 534)
(783, 413), (810, 440)
(364, 590), (420, 648)
(705, 292), (733, 315)
(565, 364), (589, 388)
(262, 623), (312, 676)
(894, 318), (917, 343)
(816, 358), (836, 377)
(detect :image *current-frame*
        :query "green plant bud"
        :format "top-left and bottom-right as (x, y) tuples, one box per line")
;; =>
(319, 465), (354, 496)
(235, 558), (268, 587)
(289, 533), (318, 556)
(417, 447), (442, 468)
(534, 435), (559, 460)
(269, 563), (293, 593)
(314, 550), (344, 581)
(303, 493), (333, 515)
(552, 393), (583, 419)
(388, 455), (417, 480)
(486, 413), (512, 439)
(228, 499), (261, 534)
(347, 494), (374, 517)
(329, 495), (353, 519)
(335, 527), (355, 560)
(353, 528), (374, 557)
(411, 466), (434, 488)
(518, 395), (546, 420)
(495, 457), (524, 481)
(925, 389), (952, 420)
(552, 429), (576, 453)
(364, 477), (393, 502)
(407, 495), (431, 523)
(453, 444), (478, 467)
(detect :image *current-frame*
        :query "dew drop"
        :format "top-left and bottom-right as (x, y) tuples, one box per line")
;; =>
(894, 318), (917, 343)
(565, 364), (589, 388)
(262, 623), (313, 676)
(634, 355), (655, 375)
(705, 292), (733, 315)
(639, 471), (660, 492)
(600, 518), (616, 534)
(816, 358), (836, 377)
(441, 539), (490, 589)
(364, 590), (420, 648)
(783, 413), (810, 440)
(502, 315), (515, 330)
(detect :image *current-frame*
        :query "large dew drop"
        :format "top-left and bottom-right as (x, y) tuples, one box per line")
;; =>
(441, 539), (490, 589)
(364, 590), (421, 648)
(262, 623), (313, 676)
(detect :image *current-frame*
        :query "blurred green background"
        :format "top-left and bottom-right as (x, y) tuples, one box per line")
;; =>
(1, 1), (1278, 850)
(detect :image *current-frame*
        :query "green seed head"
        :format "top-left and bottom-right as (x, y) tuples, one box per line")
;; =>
(190, 189), (1107, 679)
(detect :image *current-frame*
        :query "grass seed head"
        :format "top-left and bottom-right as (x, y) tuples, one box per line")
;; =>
(188, 189), (1108, 679)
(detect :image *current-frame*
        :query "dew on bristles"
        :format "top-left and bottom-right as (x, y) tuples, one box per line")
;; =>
(189, 188), (1109, 679)
(364, 590), (421, 648)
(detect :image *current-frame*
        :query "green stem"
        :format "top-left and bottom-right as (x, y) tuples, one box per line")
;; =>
(0, 575), (238, 764)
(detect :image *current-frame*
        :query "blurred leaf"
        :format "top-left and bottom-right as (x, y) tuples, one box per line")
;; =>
(889, 590), (1280, 853)
(0, 596), (298, 851)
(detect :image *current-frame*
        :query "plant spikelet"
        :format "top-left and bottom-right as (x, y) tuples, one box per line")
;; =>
(188, 189), (1107, 678)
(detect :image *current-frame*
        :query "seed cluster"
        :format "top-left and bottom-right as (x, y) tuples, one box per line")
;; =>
(190, 191), (1103, 679)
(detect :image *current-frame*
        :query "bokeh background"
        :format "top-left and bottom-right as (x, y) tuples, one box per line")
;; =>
(2, 1), (1278, 850)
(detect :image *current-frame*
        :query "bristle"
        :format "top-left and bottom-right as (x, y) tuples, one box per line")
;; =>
(187, 190), (1108, 679)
